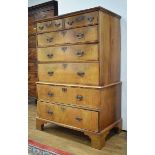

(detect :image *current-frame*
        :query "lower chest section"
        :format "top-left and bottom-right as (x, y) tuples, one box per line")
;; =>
(37, 101), (99, 132)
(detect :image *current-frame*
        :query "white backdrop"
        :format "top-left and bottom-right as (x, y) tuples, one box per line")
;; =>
(29, 0), (127, 130)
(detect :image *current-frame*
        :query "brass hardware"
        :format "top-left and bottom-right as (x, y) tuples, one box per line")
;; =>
(76, 33), (84, 39)
(62, 87), (67, 92)
(61, 47), (67, 52)
(87, 16), (94, 22)
(55, 22), (61, 27)
(46, 37), (53, 42)
(38, 25), (44, 30)
(67, 20), (74, 25)
(48, 71), (54, 76)
(77, 71), (85, 77)
(47, 53), (53, 58)
(76, 16), (85, 22)
(47, 109), (53, 115)
(75, 117), (82, 121)
(76, 50), (84, 57)
(47, 92), (54, 97)
(76, 95), (83, 101)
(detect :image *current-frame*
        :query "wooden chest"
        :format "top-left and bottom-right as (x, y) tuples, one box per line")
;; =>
(28, 0), (58, 98)
(36, 7), (122, 149)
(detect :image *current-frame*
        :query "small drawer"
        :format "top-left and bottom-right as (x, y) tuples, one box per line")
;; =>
(65, 11), (98, 29)
(37, 44), (98, 62)
(37, 101), (99, 132)
(38, 63), (99, 85)
(37, 19), (63, 32)
(37, 25), (98, 47)
(37, 84), (100, 109)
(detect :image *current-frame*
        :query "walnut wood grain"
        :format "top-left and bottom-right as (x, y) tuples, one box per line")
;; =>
(37, 44), (98, 62)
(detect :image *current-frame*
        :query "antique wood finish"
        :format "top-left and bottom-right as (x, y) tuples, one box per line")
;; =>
(37, 101), (99, 132)
(28, 1), (58, 98)
(37, 25), (98, 47)
(38, 63), (99, 85)
(64, 11), (98, 29)
(37, 44), (98, 62)
(36, 7), (121, 149)
(37, 83), (101, 109)
(37, 19), (63, 33)
(99, 11), (121, 85)
(28, 48), (37, 62)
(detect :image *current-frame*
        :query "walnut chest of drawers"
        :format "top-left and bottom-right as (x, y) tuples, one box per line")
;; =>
(36, 7), (122, 149)
(28, 0), (58, 99)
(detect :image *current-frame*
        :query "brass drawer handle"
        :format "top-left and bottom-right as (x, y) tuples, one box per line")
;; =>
(76, 95), (83, 101)
(61, 47), (67, 52)
(46, 37), (53, 42)
(48, 92), (54, 97)
(77, 71), (85, 77)
(67, 20), (74, 25)
(76, 16), (85, 22)
(48, 71), (54, 76)
(47, 109), (53, 115)
(38, 25), (44, 30)
(75, 117), (82, 121)
(47, 53), (53, 58)
(62, 87), (67, 92)
(76, 33), (84, 39)
(55, 22), (61, 27)
(87, 16), (94, 22)
(76, 50), (84, 57)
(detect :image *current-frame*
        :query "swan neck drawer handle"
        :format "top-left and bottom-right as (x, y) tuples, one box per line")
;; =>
(75, 117), (83, 121)
(77, 71), (85, 77)
(47, 92), (54, 97)
(48, 71), (54, 76)
(47, 53), (53, 58)
(47, 110), (53, 115)
(76, 95), (83, 101)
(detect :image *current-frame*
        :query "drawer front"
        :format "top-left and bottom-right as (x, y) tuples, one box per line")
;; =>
(37, 26), (98, 47)
(37, 19), (63, 32)
(37, 101), (99, 132)
(37, 44), (98, 62)
(65, 11), (98, 29)
(38, 63), (99, 85)
(28, 48), (37, 62)
(37, 84), (100, 108)
(28, 35), (36, 48)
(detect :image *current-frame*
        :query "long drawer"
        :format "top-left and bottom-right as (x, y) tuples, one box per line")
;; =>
(37, 25), (98, 47)
(38, 63), (99, 85)
(37, 101), (99, 132)
(37, 84), (100, 109)
(37, 44), (98, 62)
